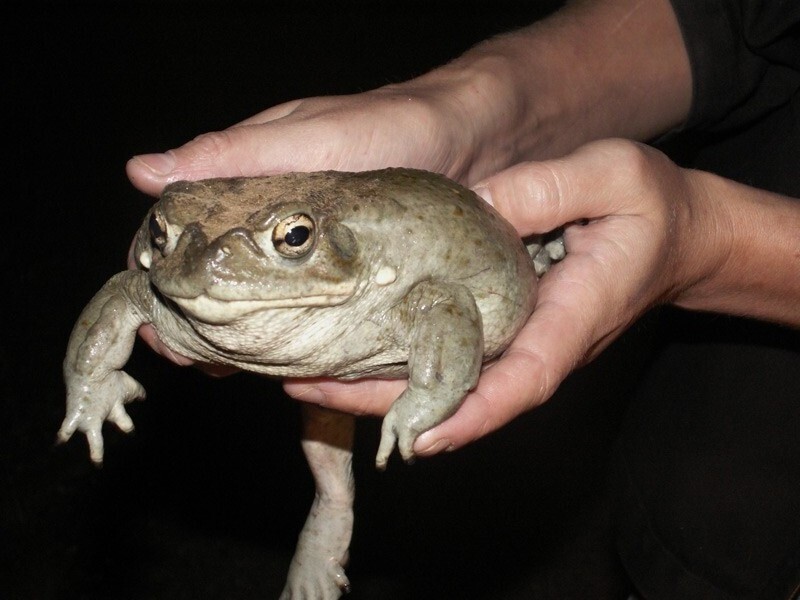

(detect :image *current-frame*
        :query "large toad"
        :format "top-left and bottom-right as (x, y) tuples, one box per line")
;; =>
(58, 168), (563, 598)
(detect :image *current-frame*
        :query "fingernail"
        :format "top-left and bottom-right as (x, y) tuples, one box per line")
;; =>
(472, 185), (493, 206)
(416, 437), (453, 456)
(131, 152), (176, 176)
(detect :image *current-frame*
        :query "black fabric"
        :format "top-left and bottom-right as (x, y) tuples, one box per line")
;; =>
(615, 1), (800, 598)
(669, 0), (800, 133)
(615, 313), (800, 600)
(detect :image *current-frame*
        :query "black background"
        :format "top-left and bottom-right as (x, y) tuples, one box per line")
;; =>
(3, 3), (657, 598)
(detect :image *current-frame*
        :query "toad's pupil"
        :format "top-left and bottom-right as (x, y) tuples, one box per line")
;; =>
(285, 225), (310, 247)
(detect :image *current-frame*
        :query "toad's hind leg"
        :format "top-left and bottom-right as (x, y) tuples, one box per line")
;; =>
(376, 281), (483, 469)
(281, 405), (355, 600)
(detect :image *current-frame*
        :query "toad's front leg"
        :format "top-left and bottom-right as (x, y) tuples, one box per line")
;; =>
(58, 270), (156, 464)
(376, 281), (483, 469)
(281, 405), (355, 600)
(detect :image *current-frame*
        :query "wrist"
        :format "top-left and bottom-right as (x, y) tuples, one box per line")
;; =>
(675, 171), (800, 326)
(672, 169), (736, 306)
(408, 0), (693, 179)
(404, 26), (578, 182)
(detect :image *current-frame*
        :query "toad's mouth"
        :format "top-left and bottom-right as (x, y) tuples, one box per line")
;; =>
(168, 291), (355, 324)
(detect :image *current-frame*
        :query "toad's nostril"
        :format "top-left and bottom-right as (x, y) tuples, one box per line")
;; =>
(171, 223), (209, 264)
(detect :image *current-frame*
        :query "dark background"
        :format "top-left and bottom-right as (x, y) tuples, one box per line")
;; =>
(2, 2), (661, 598)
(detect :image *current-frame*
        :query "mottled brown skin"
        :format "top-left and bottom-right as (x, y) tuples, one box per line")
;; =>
(59, 168), (549, 599)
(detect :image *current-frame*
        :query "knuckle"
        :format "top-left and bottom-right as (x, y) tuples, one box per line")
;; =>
(492, 161), (568, 227)
(188, 129), (236, 162)
(619, 141), (676, 198)
(603, 139), (653, 183)
(587, 139), (675, 213)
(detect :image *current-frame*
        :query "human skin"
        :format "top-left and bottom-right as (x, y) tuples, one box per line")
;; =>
(126, 0), (800, 455)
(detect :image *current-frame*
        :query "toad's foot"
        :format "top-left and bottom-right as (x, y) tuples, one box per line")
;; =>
(58, 370), (145, 464)
(375, 385), (463, 470)
(528, 232), (566, 276)
(375, 392), (420, 469)
(282, 406), (355, 599)
(280, 551), (350, 600)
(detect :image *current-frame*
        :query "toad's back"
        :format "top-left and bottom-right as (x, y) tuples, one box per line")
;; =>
(317, 168), (539, 356)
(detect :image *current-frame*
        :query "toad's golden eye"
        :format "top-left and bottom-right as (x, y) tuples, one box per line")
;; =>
(272, 213), (315, 258)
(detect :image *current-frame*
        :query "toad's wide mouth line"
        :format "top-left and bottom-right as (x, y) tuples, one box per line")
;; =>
(168, 292), (354, 324)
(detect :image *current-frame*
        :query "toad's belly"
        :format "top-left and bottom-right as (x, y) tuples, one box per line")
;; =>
(162, 273), (534, 379)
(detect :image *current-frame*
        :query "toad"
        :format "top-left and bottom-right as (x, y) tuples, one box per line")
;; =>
(58, 168), (563, 598)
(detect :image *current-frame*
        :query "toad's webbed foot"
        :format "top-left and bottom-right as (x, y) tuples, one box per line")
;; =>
(375, 387), (429, 469)
(282, 406), (355, 599)
(58, 369), (145, 464)
(280, 553), (351, 600)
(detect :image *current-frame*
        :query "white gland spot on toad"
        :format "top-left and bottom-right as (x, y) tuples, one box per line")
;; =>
(374, 265), (397, 286)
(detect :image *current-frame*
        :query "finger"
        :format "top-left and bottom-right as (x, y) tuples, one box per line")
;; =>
(137, 324), (196, 367)
(137, 323), (235, 375)
(126, 118), (353, 197)
(126, 97), (381, 198)
(284, 377), (405, 417)
(473, 139), (656, 236)
(135, 318), (236, 375)
(126, 123), (283, 197)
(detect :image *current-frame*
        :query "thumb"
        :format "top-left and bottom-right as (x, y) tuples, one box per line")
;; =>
(126, 100), (310, 196)
(126, 124), (282, 197)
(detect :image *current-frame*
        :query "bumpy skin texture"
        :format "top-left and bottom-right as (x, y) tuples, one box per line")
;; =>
(59, 168), (548, 599)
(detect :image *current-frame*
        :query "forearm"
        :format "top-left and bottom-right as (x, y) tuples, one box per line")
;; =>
(677, 172), (800, 327)
(386, 0), (692, 182)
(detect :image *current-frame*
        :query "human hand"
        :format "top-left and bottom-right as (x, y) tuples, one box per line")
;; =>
(286, 138), (733, 455)
(127, 84), (498, 197)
